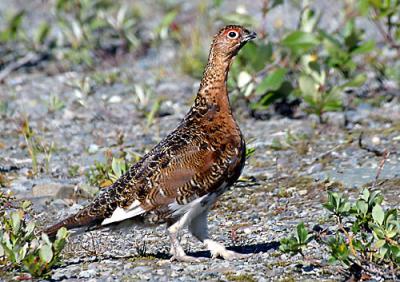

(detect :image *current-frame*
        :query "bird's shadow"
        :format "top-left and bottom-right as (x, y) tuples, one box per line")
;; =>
(56, 241), (279, 274)
(153, 241), (280, 259)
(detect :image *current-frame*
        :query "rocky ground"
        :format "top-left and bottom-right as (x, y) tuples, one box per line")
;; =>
(1, 59), (399, 281)
(1, 1), (400, 282)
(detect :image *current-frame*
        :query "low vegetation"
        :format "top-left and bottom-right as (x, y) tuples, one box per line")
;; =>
(1, 1), (398, 122)
(0, 194), (70, 278)
(0, 0), (399, 280)
(280, 187), (400, 278)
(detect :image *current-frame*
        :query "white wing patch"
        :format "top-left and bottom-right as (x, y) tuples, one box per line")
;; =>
(102, 200), (145, 225)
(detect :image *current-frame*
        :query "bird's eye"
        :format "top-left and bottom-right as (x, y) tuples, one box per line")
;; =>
(227, 31), (239, 39)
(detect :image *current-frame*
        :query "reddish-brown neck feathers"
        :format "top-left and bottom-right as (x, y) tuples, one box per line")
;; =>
(197, 25), (254, 110)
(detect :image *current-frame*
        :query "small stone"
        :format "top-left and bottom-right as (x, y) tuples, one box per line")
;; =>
(88, 144), (99, 154)
(123, 263), (133, 270)
(79, 269), (96, 278)
(307, 163), (323, 174)
(371, 136), (381, 145)
(32, 183), (76, 199)
(298, 189), (308, 196)
(243, 227), (252, 234)
(50, 199), (69, 209)
(109, 95), (122, 103)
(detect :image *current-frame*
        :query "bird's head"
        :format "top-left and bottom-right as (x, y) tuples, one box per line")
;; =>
(211, 25), (257, 61)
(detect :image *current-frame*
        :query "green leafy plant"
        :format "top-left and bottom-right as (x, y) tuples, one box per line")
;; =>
(0, 0), (143, 74)
(320, 21), (375, 78)
(245, 146), (256, 159)
(280, 222), (313, 256)
(20, 117), (57, 175)
(297, 53), (367, 122)
(358, 0), (400, 51)
(20, 118), (39, 174)
(323, 191), (351, 217)
(0, 201), (69, 278)
(0, 11), (25, 42)
(280, 187), (400, 277)
(86, 154), (129, 187)
(47, 94), (65, 113)
(222, 3), (381, 121)
(133, 84), (164, 127)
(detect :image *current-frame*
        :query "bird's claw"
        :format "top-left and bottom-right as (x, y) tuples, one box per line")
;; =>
(211, 249), (250, 260)
(170, 255), (205, 263)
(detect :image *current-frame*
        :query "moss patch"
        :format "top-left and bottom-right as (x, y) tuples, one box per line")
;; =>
(225, 273), (257, 282)
(128, 255), (157, 263)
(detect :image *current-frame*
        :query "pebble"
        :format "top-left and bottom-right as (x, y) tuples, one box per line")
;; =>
(307, 163), (323, 174)
(298, 189), (308, 196)
(1, 9), (398, 281)
(79, 269), (96, 278)
(372, 136), (381, 145)
(32, 183), (76, 199)
(109, 95), (122, 103)
(88, 144), (99, 154)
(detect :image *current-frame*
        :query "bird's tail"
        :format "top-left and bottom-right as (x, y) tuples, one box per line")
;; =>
(43, 208), (101, 239)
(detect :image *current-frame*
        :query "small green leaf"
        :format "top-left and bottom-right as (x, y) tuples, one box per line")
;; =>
(299, 75), (318, 97)
(159, 10), (178, 30)
(25, 221), (35, 238)
(56, 227), (69, 240)
(54, 228), (69, 252)
(111, 157), (122, 177)
(39, 244), (53, 263)
(296, 222), (308, 244)
(11, 212), (21, 234)
(41, 233), (51, 245)
(372, 204), (385, 225)
(379, 245), (388, 257)
(255, 68), (287, 95)
(361, 188), (370, 201)
(375, 239), (386, 249)
(351, 40), (375, 55)
(373, 226), (386, 239)
(369, 191), (383, 206)
(8, 11), (25, 39)
(356, 200), (368, 215)
(386, 230), (397, 239)
(282, 31), (319, 52)
(21, 200), (32, 211)
(340, 201), (351, 213)
(358, 0), (370, 15)
(34, 22), (51, 46)
(2, 232), (12, 249)
(19, 242), (28, 261)
(340, 74), (367, 88)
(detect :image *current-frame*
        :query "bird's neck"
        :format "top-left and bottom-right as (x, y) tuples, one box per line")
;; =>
(194, 54), (232, 113)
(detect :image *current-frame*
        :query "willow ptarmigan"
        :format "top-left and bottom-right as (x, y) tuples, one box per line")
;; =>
(44, 25), (256, 262)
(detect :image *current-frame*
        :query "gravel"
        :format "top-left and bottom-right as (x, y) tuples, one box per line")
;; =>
(1, 1), (400, 281)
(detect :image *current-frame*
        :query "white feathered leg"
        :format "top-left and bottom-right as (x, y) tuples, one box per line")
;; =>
(188, 211), (248, 260)
(167, 212), (203, 262)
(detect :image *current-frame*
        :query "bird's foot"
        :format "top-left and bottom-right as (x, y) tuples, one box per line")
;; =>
(205, 239), (250, 261)
(170, 254), (205, 263)
(169, 244), (206, 263)
(211, 249), (250, 260)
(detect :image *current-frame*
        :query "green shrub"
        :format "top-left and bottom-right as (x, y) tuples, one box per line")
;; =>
(0, 201), (69, 278)
(86, 154), (129, 187)
(280, 188), (400, 277)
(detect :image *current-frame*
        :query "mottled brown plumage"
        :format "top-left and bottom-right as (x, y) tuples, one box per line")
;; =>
(44, 25), (256, 261)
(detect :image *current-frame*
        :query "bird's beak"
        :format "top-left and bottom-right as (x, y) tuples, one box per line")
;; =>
(242, 31), (257, 42)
